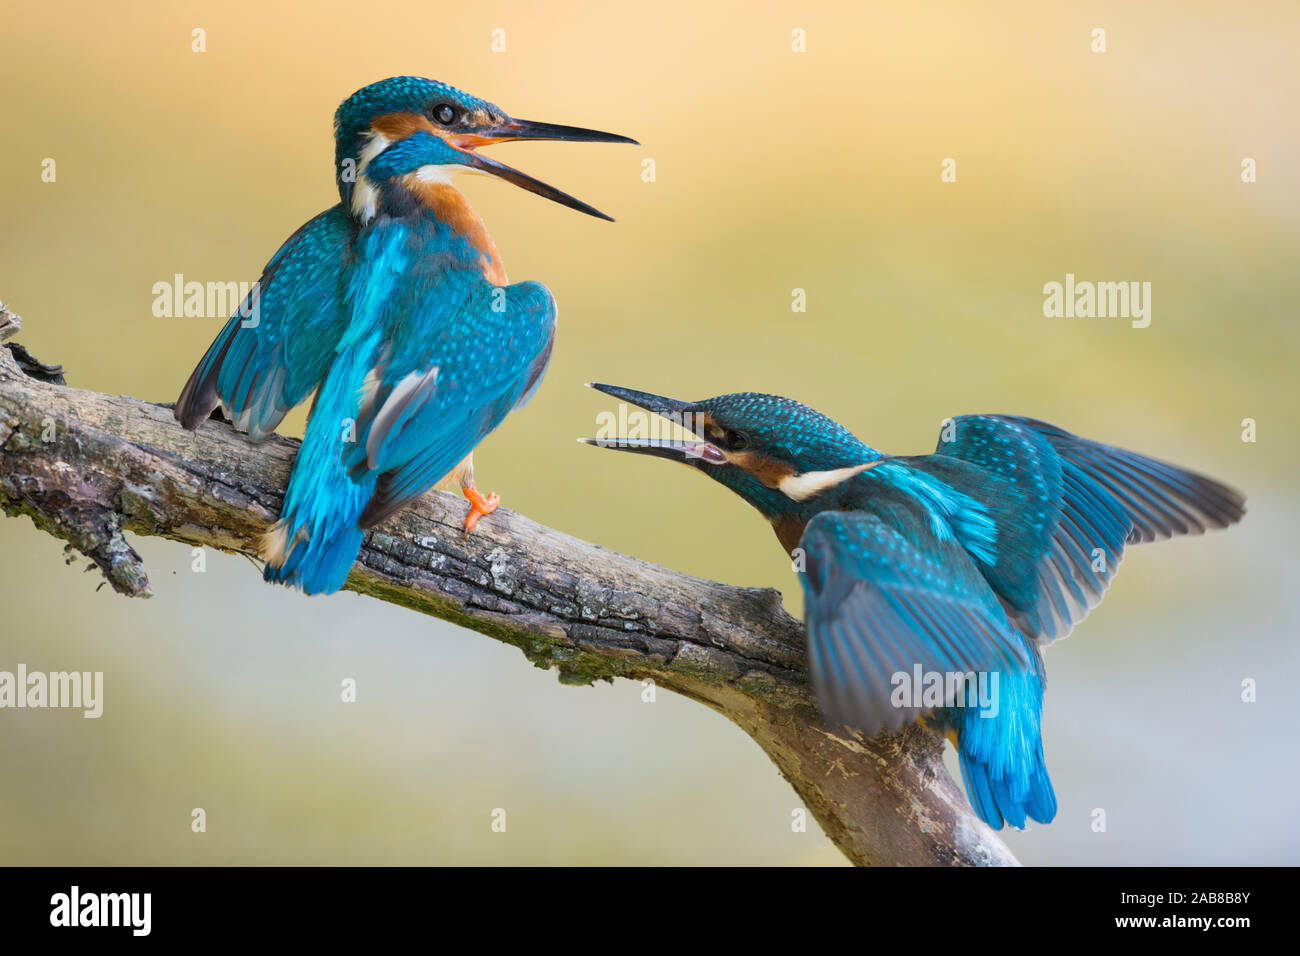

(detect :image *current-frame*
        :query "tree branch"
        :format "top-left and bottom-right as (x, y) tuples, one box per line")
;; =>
(0, 314), (1018, 867)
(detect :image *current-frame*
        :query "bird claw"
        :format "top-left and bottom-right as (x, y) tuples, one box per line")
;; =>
(463, 486), (500, 534)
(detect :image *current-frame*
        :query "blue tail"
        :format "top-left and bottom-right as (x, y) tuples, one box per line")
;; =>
(958, 735), (1057, 831)
(263, 521), (366, 595)
(261, 340), (377, 595)
(947, 651), (1057, 830)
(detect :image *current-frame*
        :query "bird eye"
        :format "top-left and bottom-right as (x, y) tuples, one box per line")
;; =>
(432, 104), (458, 126)
(725, 431), (750, 451)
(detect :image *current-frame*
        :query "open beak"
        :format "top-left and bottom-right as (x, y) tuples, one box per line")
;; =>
(578, 382), (727, 465)
(453, 118), (638, 222)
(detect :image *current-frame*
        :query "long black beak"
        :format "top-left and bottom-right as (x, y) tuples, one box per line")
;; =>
(460, 118), (637, 221)
(578, 383), (727, 465)
(493, 119), (638, 145)
(587, 382), (692, 416)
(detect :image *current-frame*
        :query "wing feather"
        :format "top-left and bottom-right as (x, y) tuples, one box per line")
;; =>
(799, 509), (1029, 734)
(175, 205), (355, 440)
(932, 414), (1244, 644)
(343, 279), (557, 529)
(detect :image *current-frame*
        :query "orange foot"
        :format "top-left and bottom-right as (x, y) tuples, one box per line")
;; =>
(462, 483), (500, 534)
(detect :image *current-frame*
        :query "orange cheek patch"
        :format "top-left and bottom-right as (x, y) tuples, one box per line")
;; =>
(728, 449), (797, 489)
(369, 111), (441, 141)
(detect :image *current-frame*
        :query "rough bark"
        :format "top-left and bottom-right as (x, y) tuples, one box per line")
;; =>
(0, 313), (1018, 867)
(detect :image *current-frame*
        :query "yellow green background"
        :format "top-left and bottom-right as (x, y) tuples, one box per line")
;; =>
(1, 1), (1296, 864)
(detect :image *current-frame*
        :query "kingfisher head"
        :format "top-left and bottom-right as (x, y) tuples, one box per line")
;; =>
(333, 76), (636, 223)
(580, 383), (883, 519)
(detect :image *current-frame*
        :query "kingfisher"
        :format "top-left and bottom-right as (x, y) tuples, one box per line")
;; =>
(174, 76), (635, 594)
(581, 384), (1245, 830)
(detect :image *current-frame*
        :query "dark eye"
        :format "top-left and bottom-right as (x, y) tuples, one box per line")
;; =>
(432, 103), (457, 125)
(724, 430), (749, 451)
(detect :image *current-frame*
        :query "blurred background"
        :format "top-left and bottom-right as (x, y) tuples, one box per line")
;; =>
(1, 1), (1297, 865)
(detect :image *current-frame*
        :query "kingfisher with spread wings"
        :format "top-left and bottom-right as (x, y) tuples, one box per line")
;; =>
(174, 76), (635, 594)
(582, 384), (1244, 829)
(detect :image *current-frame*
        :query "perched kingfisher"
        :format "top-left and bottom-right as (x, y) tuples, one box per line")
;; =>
(581, 385), (1245, 830)
(174, 76), (635, 594)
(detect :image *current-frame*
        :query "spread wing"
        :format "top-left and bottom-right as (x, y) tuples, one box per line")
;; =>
(343, 277), (556, 528)
(996, 416), (1247, 543)
(930, 414), (1245, 643)
(799, 508), (1030, 735)
(175, 205), (356, 441)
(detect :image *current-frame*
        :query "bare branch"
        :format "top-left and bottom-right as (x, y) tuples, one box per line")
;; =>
(0, 329), (1018, 867)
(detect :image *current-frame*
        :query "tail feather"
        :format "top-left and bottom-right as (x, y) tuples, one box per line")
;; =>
(958, 756), (1004, 829)
(258, 338), (377, 595)
(259, 468), (373, 595)
(1023, 753), (1058, 823)
(948, 648), (1057, 831)
(262, 520), (365, 595)
(958, 743), (1056, 831)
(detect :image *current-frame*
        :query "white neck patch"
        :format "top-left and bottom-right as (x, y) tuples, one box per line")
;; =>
(414, 164), (460, 184)
(778, 462), (878, 502)
(348, 132), (391, 224)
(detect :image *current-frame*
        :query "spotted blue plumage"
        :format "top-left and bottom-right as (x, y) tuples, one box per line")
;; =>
(800, 509), (1028, 731)
(583, 386), (1246, 830)
(250, 209), (555, 593)
(175, 206), (355, 441)
(175, 75), (632, 593)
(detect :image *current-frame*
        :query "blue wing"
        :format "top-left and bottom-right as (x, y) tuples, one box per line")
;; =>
(799, 508), (1030, 734)
(995, 416), (1246, 543)
(175, 205), (356, 440)
(927, 414), (1245, 643)
(342, 277), (556, 528)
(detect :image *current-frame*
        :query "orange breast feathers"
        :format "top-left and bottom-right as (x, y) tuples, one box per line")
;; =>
(404, 177), (509, 285)
(367, 112), (509, 284)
